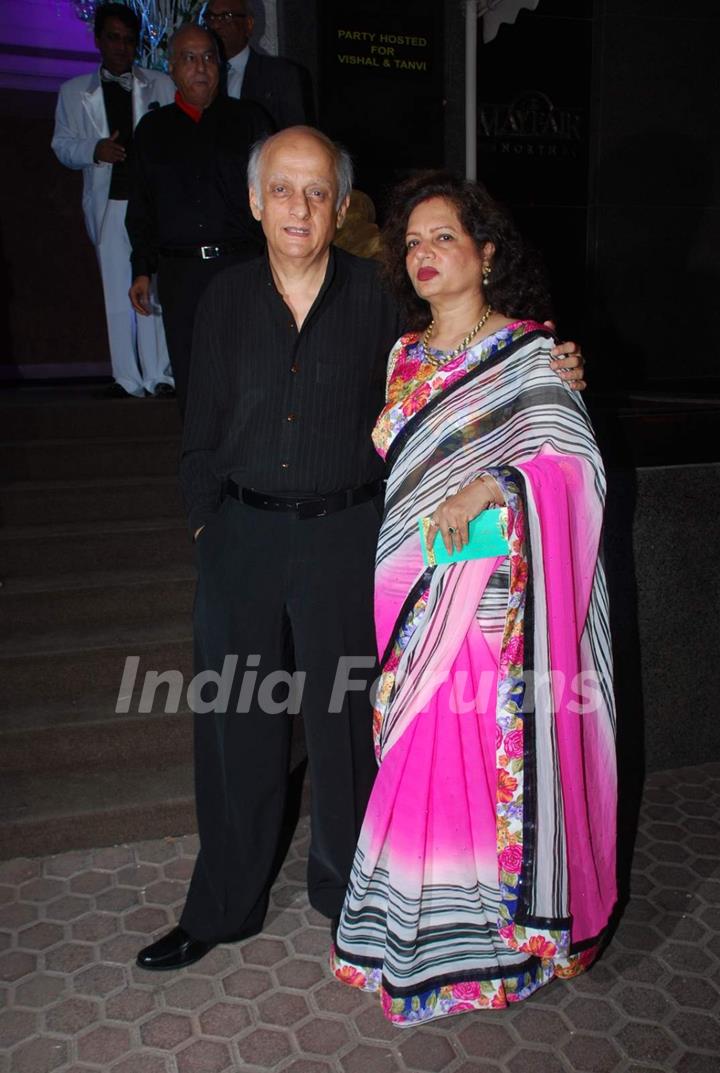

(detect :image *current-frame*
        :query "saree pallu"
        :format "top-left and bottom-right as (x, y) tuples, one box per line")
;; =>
(331, 322), (617, 1025)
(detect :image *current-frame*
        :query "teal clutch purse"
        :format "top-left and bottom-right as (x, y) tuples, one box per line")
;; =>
(419, 508), (509, 566)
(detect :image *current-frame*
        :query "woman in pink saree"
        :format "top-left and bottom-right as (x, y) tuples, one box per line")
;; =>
(331, 174), (616, 1025)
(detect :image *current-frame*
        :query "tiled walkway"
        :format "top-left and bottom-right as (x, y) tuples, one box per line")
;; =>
(1, 764), (719, 1073)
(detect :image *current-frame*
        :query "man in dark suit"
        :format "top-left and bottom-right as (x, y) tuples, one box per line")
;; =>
(204, 0), (314, 127)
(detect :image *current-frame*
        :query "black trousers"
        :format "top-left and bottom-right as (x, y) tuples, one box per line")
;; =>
(179, 493), (381, 941)
(157, 251), (251, 417)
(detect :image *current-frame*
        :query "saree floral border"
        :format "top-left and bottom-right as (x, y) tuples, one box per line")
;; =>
(490, 466), (574, 962)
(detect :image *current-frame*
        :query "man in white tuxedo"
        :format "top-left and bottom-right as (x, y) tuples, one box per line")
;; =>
(52, 3), (176, 398)
(204, 0), (314, 128)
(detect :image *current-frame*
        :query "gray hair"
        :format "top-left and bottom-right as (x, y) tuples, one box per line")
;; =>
(167, 22), (219, 63)
(247, 127), (354, 211)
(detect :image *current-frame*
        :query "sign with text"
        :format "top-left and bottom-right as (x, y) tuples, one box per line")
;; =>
(474, 11), (591, 207)
(473, 4), (593, 337)
(319, 0), (444, 211)
(334, 25), (434, 79)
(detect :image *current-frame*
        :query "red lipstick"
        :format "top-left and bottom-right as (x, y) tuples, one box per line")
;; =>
(417, 267), (438, 281)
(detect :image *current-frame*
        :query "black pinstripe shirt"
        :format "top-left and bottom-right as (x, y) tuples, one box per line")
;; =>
(179, 246), (400, 534)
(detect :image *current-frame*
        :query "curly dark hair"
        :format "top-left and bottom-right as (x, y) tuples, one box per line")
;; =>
(94, 3), (141, 40)
(381, 171), (552, 330)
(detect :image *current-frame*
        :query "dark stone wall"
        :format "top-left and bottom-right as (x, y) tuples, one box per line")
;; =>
(605, 463), (720, 773)
(587, 4), (720, 768)
(588, 0), (720, 390)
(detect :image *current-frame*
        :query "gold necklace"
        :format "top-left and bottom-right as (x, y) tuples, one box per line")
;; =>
(420, 305), (493, 366)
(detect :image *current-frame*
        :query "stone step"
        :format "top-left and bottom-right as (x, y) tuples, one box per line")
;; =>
(0, 697), (307, 775)
(0, 631), (193, 712)
(0, 386), (200, 860)
(0, 750), (310, 861)
(0, 519), (192, 583)
(0, 708), (193, 774)
(1, 476), (183, 527)
(1, 573), (195, 645)
(2, 436), (180, 482)
(0, 764), (196, 859)
(0, 385), (181, 442)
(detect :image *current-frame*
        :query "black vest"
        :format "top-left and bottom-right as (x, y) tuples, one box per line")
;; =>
(101, 79), (133, 201)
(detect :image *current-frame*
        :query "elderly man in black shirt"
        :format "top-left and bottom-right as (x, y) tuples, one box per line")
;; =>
(126, 22), (272, 413)
(136, 127), (586, 971)
(136, 126), (395, 971)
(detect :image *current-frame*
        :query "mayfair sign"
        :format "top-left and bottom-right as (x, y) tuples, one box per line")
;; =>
(479, 90), (583, 158)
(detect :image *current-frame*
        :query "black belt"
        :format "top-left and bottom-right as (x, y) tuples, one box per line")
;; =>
(159, 244), (244, 260)
(227, 479), (383, 520)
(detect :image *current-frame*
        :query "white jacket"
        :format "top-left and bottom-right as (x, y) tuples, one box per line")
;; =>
(52, 65), (175, 245)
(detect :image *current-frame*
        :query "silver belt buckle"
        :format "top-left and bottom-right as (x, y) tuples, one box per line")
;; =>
(200, 245), (220, 260)
(298, 498), (327, 520)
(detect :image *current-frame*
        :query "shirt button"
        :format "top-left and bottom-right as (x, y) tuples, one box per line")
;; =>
(290, 363), (299, 373)
(286, 414), (295, 422)
(281, 462), (289, 469)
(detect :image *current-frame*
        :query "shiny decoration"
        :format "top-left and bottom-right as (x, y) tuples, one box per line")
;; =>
(71, 0), (97, 22)
(72, 0), (205, 69)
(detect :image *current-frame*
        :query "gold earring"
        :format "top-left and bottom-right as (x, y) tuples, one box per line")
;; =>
(482, 263), (492, 282)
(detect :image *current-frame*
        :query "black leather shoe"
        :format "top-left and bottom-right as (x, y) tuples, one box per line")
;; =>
(152, 382), (176, 398)
(136, 926), (216, 971)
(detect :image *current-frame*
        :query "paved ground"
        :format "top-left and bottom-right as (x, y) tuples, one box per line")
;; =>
(0, 763), (719, 1073)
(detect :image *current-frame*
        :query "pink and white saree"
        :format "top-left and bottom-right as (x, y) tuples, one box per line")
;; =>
(331, 321), (617, 1025)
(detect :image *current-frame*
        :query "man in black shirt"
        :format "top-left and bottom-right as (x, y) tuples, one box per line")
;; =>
(126, 23), (272, 413)
(136, 126), (393, 971)
(136, 127), (587, 972)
